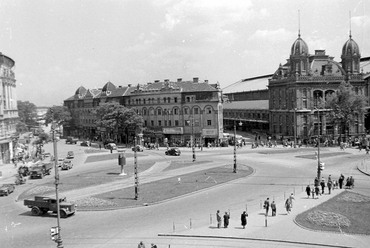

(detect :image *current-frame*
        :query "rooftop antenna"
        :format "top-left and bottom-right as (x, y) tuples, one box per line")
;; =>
(349, 11), (352, 38)
(298, 9), (301, 37)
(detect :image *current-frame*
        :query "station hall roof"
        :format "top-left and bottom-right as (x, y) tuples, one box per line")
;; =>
(223, 100), (269, 110)
(222, 74), (272, 94)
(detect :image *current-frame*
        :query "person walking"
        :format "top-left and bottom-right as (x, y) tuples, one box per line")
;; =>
(327, 176), (333, 194)
(216, 210), (221, 228)
(138, 241), (146, 248)
(223, 211), (230, 228)
(306, 185), (311, 198)
(271, 201), (277, 216)
(263, 198), (270, 216)
(315, 186), (320, 198)
(338, 174), (345, 189)
(320, 177), (326, 195)
(289, 193), (295, 208)
(241, 211), (248, 229)
(285, 198), (291, 214)
(311, 186), (315, 199)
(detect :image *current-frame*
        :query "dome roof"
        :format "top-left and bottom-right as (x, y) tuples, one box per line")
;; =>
(342, 35), (360, 57)
(75, 86), (87, 96)
(291, 35), (309, 56)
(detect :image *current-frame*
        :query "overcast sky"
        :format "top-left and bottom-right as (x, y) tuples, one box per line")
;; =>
(0, 0), (369, 107)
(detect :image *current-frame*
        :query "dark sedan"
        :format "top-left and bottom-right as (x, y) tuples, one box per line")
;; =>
(165, 148), (181, 156)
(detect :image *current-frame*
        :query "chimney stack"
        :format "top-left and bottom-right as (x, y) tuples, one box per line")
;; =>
(193, 77), (199, 83)
(204, 79), (208, 83)
(177, 78), (182, 82)
(128, 84), (132, 87)
(154, 80), (160, 83)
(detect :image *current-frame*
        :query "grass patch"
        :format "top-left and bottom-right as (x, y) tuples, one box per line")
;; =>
(164, 160), (212, 171)
(295, 191), (370, 235)
(87, 164), (253, 210)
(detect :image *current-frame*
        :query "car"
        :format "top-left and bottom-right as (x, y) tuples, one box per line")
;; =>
(67, 151), (74, 159)
(61, 159), (73, 170)
(132, 145), (144, 152)
(165, 148), (181, 156)
(80, 141), (89, 146)
(0, 184), (15, 196)
(105, 143), (117, 150)
(65, 137), (78, 144)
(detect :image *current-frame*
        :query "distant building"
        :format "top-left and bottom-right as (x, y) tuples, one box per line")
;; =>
(64, 78), (224, 146)
(0, 53), (18, 163)
(223, 33), (370, 143)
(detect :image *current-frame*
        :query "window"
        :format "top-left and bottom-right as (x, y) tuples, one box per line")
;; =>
(144, 120), (147, 126)
(186, 97), (190, 102)
(207, 107), (212, 114)
(143, 99), (146, 104)
(175, 120), (179, 126)
(164, 120), (167, 126)
(151, 120), (154, 126)
(167, 97), (171, 103)
(194, 108), (199, 114)
(157, 109), (162, 115)
(157, 98), (160, 104)
(184, 108), (188, 115)
(168, 120), (172, 126)
(174, 108), (178, 115)
(158, 120), (162, 126)
(185, 121), (189, 126)
(207, 120), (212, 126)
(143, 109), (147, 115)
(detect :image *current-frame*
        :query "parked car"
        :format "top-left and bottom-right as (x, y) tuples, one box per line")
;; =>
(61, 159), (73, 170)
(165, 148), (181, 156)
(132, 145), (144, 152)
(67, 151), (74, 159)
(105, 143), (117, 150)
(80, 141), (89, 146)
(0, 184), (15, 196)
(57, 158), (64, 167)
(65, 137), (78, 144)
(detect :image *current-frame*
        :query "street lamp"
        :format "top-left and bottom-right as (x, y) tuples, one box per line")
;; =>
(51, 119), (64, 248)
(316, 108), (322, 180)
(294, 108), (297, 148)
(233, 119), (242, 173)
(134, 136), (139, 200)
(187, 118), (196, 162)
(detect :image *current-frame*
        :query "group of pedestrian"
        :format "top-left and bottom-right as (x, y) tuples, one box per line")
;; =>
(137, 241), (157, 248)
(216, 209), (249, 229)
(263, 197), (278, 216)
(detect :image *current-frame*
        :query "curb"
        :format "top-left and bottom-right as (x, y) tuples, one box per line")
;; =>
(157, 233), (354, 248)
(357, 165), (370, 176)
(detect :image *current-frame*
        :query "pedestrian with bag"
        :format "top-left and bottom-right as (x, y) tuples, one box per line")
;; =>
(241, 211), (248, 229)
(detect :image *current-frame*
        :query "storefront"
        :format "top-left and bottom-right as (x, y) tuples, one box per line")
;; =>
(163, 127), (183, 146)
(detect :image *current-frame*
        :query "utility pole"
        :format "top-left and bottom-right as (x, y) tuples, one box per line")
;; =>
(134, 136), (139, 200)
(317, 109), (321, 180)
(191, 119), (196, 162)
(51, 120), (63, 248)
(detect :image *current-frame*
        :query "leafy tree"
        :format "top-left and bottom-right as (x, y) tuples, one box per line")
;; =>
(94, 102), (144, 142)
(44, 105), (72, 126)
(325, 81), (367, 136)
(17, 100), (38, 129)
(16, 121), (28, 134)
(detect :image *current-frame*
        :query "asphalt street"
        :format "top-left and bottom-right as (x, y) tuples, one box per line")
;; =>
(0, 141), (369, 248)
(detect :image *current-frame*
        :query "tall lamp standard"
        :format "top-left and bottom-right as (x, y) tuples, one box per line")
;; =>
(187, 118), (196, 162)
(233, 119), (242, 173)
(51, 116), (63, 248)
(316, 107), (322, 180)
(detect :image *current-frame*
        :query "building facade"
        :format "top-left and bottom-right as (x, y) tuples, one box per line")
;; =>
(0, 53), (18, 163)
(64, 78), (224, 147)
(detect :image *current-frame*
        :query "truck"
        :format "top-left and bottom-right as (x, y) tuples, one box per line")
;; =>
(24, 196), (76, 218)
(65, 137), (78, 144)
(29, 162), (53, 179)
(61, 159), (73, 170)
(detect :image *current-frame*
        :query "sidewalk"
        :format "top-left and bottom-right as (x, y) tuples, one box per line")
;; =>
(0, 163), (17, 184)
(159, 189), (369, 248)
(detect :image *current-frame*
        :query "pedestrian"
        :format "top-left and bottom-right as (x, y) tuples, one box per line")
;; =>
(263, 198), (270, 216)
(315, 186), (320, 198)
(327, 178), (332, 194)
(289, 193), (295, 208)
(241, 211), (248, 228)
(271, 201), (276, 216)
(223, 211), (230, 228)
(338, 174), (345, 189)
(311, 186), (315, 199)
(320, 177), (325, 195)
(138, 241), (145, 248)
(285, 198), (291, 214)
(350, 176), (355, 189)
(216, 210), (221, 228)
(151, 243), (157, 248)
(306, 185), (311, 198)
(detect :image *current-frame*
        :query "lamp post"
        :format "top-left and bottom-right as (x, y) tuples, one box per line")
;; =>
(294, 108), (297, 148)
(187, 118), (196, 162)
(51, 120), (63, 248)
(233, 119), (242, 173)
(316, 108), (322, 180)
(134, 136), (139, 200)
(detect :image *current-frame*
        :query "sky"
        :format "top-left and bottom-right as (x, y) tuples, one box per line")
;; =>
(0, 0), (369, 107)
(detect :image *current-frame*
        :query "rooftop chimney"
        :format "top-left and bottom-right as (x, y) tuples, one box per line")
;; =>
(204, 79), (208, 83)
(128, 84), (132, 87)
(177, 78), (182, 82)
(154, 80), (160, 83)
(164, 79), (169, 83)
(193, 77), (199, 83)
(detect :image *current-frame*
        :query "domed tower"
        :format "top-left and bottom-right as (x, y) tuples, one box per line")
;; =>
(289, 33), (310, 76)
(341, 33), (361, 74)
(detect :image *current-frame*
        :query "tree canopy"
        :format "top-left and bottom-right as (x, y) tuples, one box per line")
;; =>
(94, 102), (144, 137)
(17, 100), (38, 129)
(44, 105), (72, 126)
(325, 81), (367, 132)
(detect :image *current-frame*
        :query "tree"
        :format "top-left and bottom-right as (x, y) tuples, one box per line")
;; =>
(44, 105), (72, 126)
(17, 100), (38, 129)
(325, 81), (367, 137)
(16, 121), (28, 134)
(94, 102), (144, 142)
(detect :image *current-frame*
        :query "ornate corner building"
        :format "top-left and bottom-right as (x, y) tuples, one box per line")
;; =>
(64, 78), (224, 146)
(0, 53), (18, 164)
(224, 32), (369, 142)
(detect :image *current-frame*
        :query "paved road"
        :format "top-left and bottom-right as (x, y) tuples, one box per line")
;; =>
(1, 143), (369, 248)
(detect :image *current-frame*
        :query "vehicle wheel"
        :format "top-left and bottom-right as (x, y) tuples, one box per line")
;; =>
(60, 210), (67, 218)
(40, 209), (48, 215)
(31, 206), (41, 216)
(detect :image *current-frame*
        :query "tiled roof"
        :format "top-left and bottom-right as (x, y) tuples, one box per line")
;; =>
(109, 86), (129, 97)
(223, 100), (269, 110)
(130, 80), (218, 94)
(222, 75), (272, 94)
